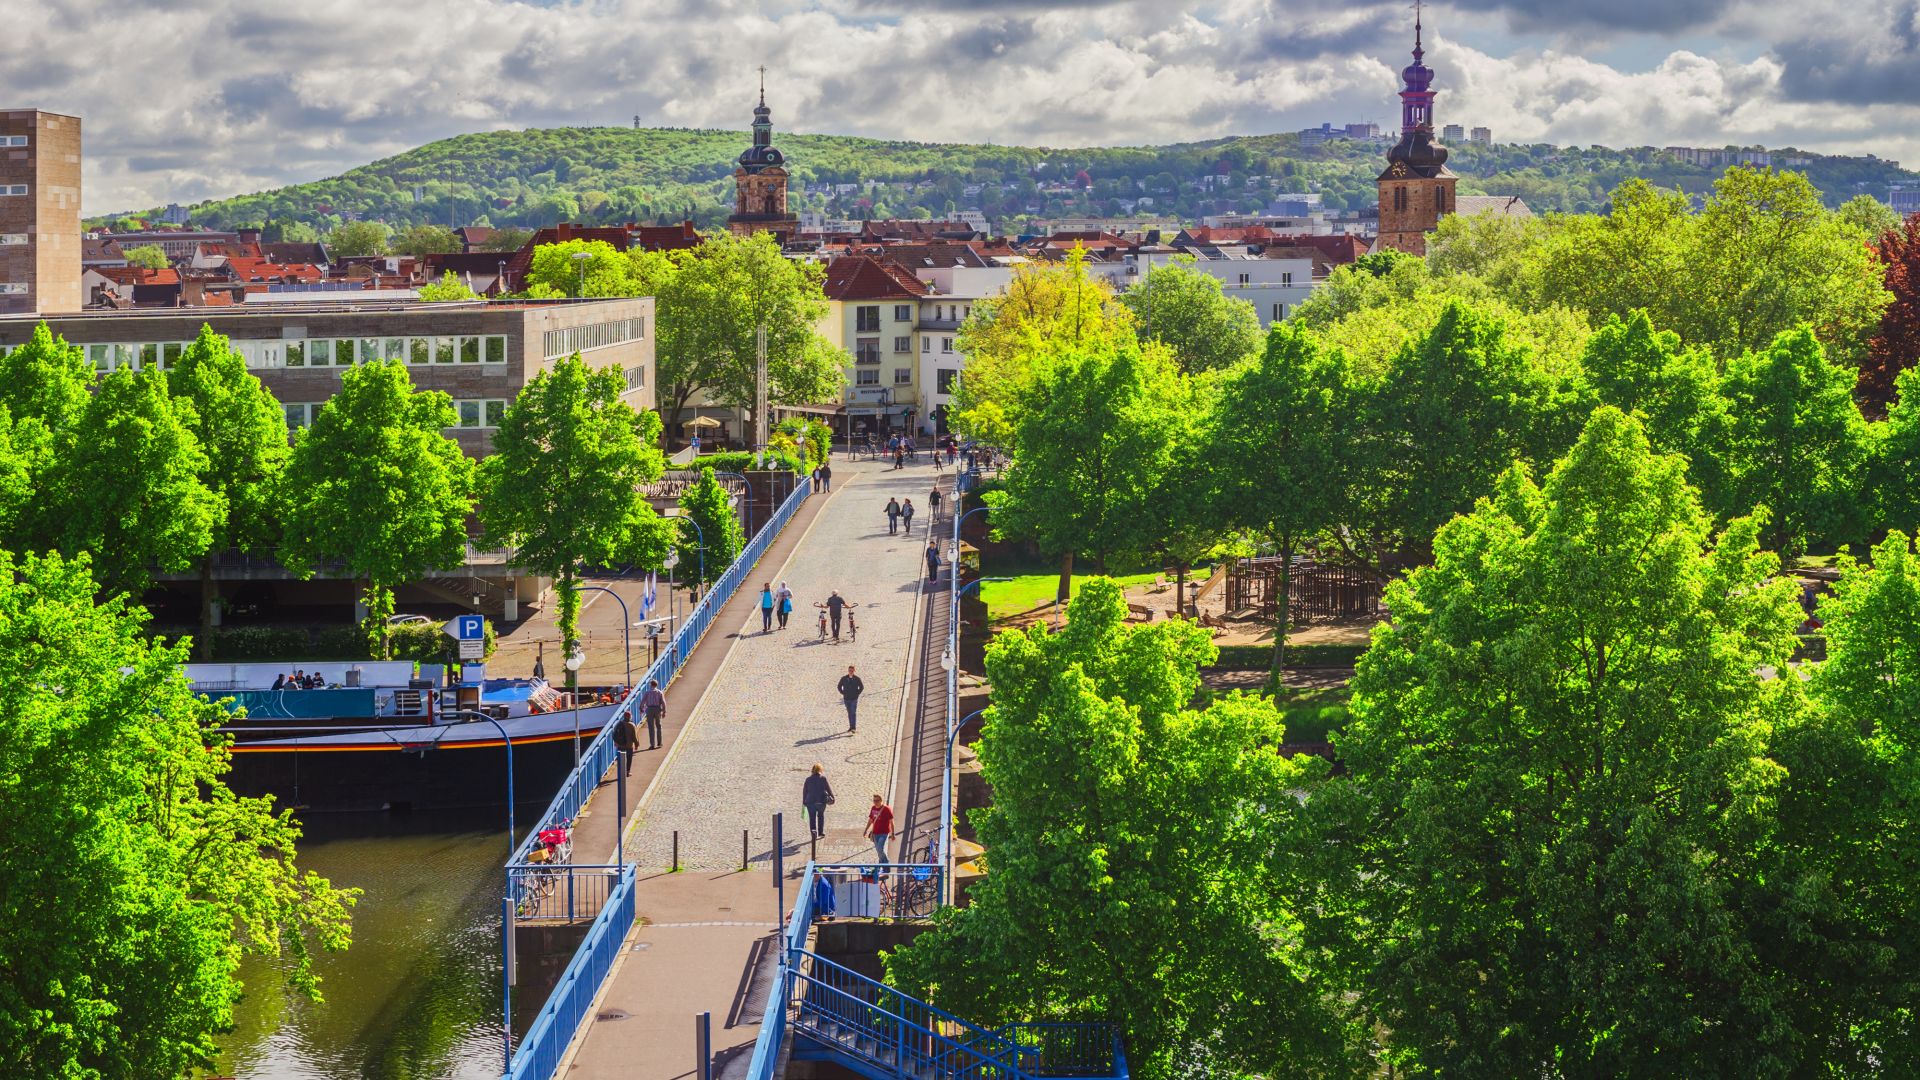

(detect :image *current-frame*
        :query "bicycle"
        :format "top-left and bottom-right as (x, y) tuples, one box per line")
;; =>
(514, 819), (575, 917)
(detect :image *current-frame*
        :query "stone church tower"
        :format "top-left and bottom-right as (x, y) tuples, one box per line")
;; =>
(728, 72), (799, 240)
(1376, 10), (1457, 256)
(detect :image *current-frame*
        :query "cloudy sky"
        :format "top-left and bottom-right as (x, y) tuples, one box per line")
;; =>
(6, 0), (1916, 213)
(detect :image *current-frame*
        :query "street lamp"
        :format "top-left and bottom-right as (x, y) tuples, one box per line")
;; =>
(570, 249), (590, 297)
(575, 584), (632, 687)
(444, 706), (520, 1075)
(564, 647), (585, 765)
(709, 469), (754, 540)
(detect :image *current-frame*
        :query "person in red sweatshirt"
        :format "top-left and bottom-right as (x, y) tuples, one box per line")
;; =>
(865, 794), (894, 864)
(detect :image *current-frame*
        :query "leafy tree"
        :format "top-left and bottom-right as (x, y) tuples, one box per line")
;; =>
(632, 231), (844, 432)
(55, 367), (222, 596)
(1578, 311), (1729, 505)
(0, 322), (95, 446)
(166, 326), (290, 659)
(0, 550), (355, 1078)
(1871, 366), (1920, 531)
(417, 269), (480, 302)
(1837, 193), (1903, 240)
(262, 219), (319, 244)
(0, 324), (94, 551)
(951, 249), (1133, 443)
(986, 336), (1183, 599)
(1861, 212), (1920, 409)
(480, 226), (533, 253)
(1720, 325), (1871, 555)
(673, 466), (743, 593)
(479, 356), (670, 681)
(1116, 256), (1263, 372)
(122, 243), (169, 270)
(390, 223), (459, 257)
(885, 580), (1353, 1078)
(1316, 408), (1806, 1076)
(524, 238), (636, 298)
(327, 219), (391, 257)
(279, 361), (476, 657)
(1214, 323), (1350, 674)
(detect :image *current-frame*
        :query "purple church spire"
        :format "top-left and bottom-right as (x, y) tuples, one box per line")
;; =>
(1398, 1), (1436, 133)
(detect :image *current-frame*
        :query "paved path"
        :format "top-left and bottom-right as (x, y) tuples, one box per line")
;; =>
(623, 460), (943, 870)
(562, 455), (952, 1079)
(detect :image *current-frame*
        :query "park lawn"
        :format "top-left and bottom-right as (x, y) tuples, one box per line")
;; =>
(983, 571), (1164, 623)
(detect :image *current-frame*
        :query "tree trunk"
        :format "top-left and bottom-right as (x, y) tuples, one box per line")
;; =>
(1270, 536), (1294, 686)
(197, 554), (217, 661)
(1175, 562), (1187, 620)
(558, 564), (580, 691)
(1056, 550), (1074, 607)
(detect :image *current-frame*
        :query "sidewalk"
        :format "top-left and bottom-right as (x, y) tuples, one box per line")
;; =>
(562, 456), (950, 1079)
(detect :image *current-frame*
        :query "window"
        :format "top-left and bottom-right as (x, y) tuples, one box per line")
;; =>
(435, 337), (455, 364)
(1435, 188), (1446, 210)
(485, 336), (506, 364)
(893, 304), (912, 322)
(922, 337), (930, 353)
(333, 338), (355, 366)
(113, 343), (135, 369)
(359, 338), (380, 364)
(383, 337), (405, 362)
(0, 185), (26, 197)
(87, 343), (109, 370)
(936, 368), (958, 394)
(459, 400), (481, 428)
(893, 336), (911, 353)
(1393, 186), (1407, 211)
(1237, 273), (1250, 285)
(941, 337), (953, 354)
(0, 234), (24, 245)
(140, 343), (158, 370)
(284, 403), (314, 429)
(894, 368), (912, 385)
(854, 369), (879, 386)
(459, 336), (481, 363)
(285, 340), (305, 367)
(855, 306), (880, 332)
(485, 399), (507, 427)
(0, 282), (25, 294)
(1281, 272), (1293, 286)
(409, 337), (430, 365)
(854, 338), (881, 365)
(1272, 303), (1287, 321)
(2, 136), (25, 147)
(542, 319), (643, 359)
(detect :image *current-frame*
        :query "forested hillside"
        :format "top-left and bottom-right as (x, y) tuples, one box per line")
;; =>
(139, 124), (1920, 234)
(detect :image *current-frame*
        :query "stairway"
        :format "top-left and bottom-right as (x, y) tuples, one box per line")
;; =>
(786, 952), (1126, 1080)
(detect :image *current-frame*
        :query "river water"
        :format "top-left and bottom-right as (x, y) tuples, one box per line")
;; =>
(212, 811), (512, 1080)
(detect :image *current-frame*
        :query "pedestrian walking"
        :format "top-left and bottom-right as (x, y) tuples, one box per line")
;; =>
(820, 462), (832, 491)
(926, 541), (941, 581)
(928, 486), (942, 524)
(612, 709), (639, 775)
(865, 795), (894, 863)
(802, 764), (835, 839)
(837, 665), (864, 731)
(900, 498), (915, 535)
(893, 443), (905, 470)
(884, 497), (902, 535)
(818, 591), (856, 641)
(759, 582), (775, 633)
(638, 679), (666, 749)
(776, 581), (794, 629)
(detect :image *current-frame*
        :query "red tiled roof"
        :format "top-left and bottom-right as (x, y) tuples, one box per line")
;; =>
(225, 258), (325, 284)
(822, 255), (930, 301)
(629, 220), (703, 252)
(93, 266), (181, 285)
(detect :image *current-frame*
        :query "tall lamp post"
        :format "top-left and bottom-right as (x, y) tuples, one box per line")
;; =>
(445, 707), (520, 1076)
(665, 508), (706, 599)
(575, 584), (632, 686)
(570, 249), (590, 297)
(564, 647), (585, 765)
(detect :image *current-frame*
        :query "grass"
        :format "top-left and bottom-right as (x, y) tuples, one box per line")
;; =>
(981, 571), (1167, 623)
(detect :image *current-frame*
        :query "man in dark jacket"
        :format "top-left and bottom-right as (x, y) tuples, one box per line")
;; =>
(612, 711), (639, 775)
(926, 541), (941, 581)
(802, 764), (834, 839)
(837, 665), (864, 732)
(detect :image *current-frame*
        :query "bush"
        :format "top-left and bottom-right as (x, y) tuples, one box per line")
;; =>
(776, 417), (833, 470)
(311, 625), (373, 659)
(387, 618), (497, 663)
(688, 449), (805, 474)
(208, 626), (309, 661)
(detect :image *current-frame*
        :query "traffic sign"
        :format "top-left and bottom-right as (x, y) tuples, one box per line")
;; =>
(459, 638), (485, 660)
(445, 614), (486, 641)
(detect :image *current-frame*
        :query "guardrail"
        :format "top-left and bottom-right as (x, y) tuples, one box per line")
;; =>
(508, 863), (623, 923)
(500, 475), (814, 1080)
(506, 863), (637, 1080)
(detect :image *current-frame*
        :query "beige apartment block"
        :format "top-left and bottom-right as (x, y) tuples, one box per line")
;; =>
(0, 109), (82, 315)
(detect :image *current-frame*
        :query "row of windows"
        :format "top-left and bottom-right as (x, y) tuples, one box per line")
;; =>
(2, 136), (26, 148)
(0, 185), (26, 197)
(1231, 272), (1296, 286)
(853, 304), (918, 333)
(852, 368), (920, 387)
(1389, 186), (1448, 212)
(285, 398), (509, 431)
(0, 234), (24, 245)
(922, 336), (955, 354)
(0, 283), (26, 295)
(73, 335), (512, 372)
(542, 317), (645, 360)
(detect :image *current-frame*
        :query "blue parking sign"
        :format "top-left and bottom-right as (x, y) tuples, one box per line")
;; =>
(445, 615), (487, 641)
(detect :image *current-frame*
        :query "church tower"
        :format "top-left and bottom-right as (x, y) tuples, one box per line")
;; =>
(728, 70), (799, 239)
(1376, 6), (1457, 256)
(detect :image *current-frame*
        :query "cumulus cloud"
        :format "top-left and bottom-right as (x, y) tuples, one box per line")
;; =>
(0, 0), (1911, 213)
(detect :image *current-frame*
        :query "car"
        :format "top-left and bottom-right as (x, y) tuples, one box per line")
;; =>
(387, 614), (432, 626)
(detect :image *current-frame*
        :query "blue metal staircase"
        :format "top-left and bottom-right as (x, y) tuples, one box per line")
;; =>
(787, 952), (1127, 1080)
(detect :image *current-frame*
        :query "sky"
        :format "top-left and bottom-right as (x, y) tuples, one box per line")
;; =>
(5, 0), (1916, 214)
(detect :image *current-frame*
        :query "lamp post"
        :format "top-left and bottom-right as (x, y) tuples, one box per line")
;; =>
(709, 469), (754, 541)
(570, 249), (590, 297)
(565, 648), (585, 764)
(939, 707), (988, 905)
(575, 584), (632, 687)
(444, 707), (518, 1075)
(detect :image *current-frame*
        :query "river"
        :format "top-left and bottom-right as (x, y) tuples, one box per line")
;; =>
(212, 811), (513, 1080)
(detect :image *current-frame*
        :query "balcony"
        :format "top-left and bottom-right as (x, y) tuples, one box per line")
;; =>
(918, 315), (963, 332)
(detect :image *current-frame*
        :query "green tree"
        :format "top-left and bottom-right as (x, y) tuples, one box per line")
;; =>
(264, 219), (319, 244)
(0, 550), (355, 1078)
(1871, 366), (1920, 531)
(121, 244), (169, 270)
(885, 580), (1352, 1077)
(1836, 193), (1903, 240)
(1719, 325), (1871, 555)
(1577, 311), (1729, 506)
(1214, 323), (1350, 675)
(632, 231), (844, 432)
(280, 361), (476, 657)
(1318, 407), (1806, 1075)
(327, 219), (392, 257)
(480, 226), (533, 253)
(55, 367), (222, 596)
(987, 335), (1184, 600)
(479, 356), (671, 681)
(0, 324), (94, 551)
(167, 326), (291, 660)
(524, 238), (636, 298)
(673, 466), (743, 594)
(416, 269), (480, 302)
(391, 223), (459, 257)
(1116, 256), (1263, 372)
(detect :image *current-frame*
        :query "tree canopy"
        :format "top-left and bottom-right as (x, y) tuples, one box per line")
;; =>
(121, 244), (168, 270)
(673, 466), (744, 591)
(1115, 256), (1264, 372)
(326, 220), (391, 258)
(416, 269), (480, 302)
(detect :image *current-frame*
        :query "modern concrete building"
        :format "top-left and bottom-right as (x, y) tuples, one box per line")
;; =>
(0, 109), (81, 315)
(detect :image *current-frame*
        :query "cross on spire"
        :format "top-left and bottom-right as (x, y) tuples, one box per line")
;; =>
(758, 65), (766, 106)
(1413, 0), (1424, 58)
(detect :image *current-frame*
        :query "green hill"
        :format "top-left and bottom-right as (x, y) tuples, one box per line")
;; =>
(139, 125), (1920, 235)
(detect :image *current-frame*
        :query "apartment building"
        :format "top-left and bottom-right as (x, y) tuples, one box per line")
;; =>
(810, 254), (929, 438)
(0, 110), (81, 315)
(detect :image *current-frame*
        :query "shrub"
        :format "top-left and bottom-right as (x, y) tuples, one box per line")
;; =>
(690, 448), (807, 475)
(311, 625), (373, 659)
(387, 618), (497, 663)
(776, 417), (833, 470)
(208, 626), (309, 661)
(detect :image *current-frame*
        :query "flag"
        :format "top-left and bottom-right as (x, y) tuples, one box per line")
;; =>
(641, 571), (657, 620)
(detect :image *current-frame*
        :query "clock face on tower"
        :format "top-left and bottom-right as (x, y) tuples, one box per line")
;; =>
(1389, 162), (1409, 178)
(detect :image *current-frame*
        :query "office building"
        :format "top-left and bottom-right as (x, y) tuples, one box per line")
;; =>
(0, 109), (81, 315)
